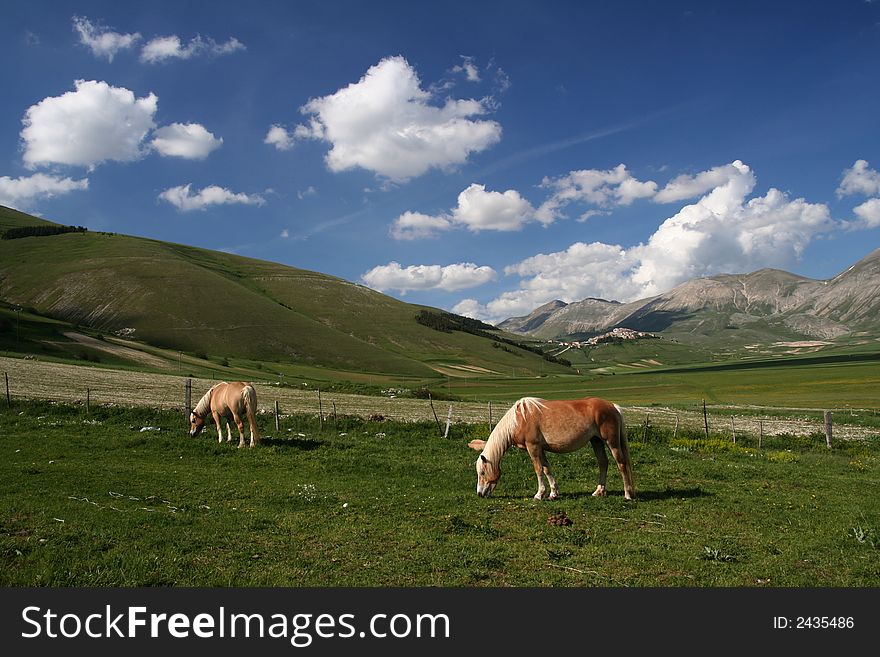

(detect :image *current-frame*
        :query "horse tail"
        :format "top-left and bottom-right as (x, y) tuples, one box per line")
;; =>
(614, 403), (635, 497)
(242, 384), (260, 444)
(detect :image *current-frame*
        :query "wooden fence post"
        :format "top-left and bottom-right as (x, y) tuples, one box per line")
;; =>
(443, 405), (453, 439)
(824, 411), (833, 449)
(672, 415), (679, 440)
(86, 388), (90, 414)
(185, 378), (192, 423)
(488, 401), (493, 429)
(318, 388), (324, 431)
(702, 399), (709, 439)
(274, 400), (280, 432)
(758, 421), (763, 449)
(429, 393), (442, 437)
(5, 372), (10, 407)
(643, 414), (650, 442)
(731, 416), (736, 444)
(332, 402), (337, 429)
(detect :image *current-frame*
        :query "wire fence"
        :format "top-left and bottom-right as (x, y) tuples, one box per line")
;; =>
(2, 356), (878, 440)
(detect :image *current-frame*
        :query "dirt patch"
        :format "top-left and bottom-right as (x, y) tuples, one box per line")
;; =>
(62, 333), (171, 370)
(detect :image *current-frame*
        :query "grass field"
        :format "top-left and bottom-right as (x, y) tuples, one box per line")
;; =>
(1, 401), (878, 587)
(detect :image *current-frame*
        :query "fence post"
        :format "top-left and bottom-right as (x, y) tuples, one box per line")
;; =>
(86, 388), (90, 414)
(673, 415), (679, 440)
(758, 421), (763, 449)
(5, 372), (10, 407)
(443, 405), (453, 439)
(429, 393), (442, 437)
(274, 400), (280, 432)
(643, 414), (650, 442)
(332, 402), (337, 430)
(824, 411), (833, 449)
(731, 416), (736, 444)
(488, 401), (493, 429)
(702, 399), (709, 439)
(185, 378), (192, 423)
(317, 388), (324, 431)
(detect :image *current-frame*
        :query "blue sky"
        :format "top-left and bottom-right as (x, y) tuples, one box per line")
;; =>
(2, 0), (880, 323)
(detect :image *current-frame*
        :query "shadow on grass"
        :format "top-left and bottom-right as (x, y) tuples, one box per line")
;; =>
(259, 436), (325, 451)
(558, 486), (709, 501)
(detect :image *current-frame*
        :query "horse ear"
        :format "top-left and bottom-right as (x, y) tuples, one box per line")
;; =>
(480, 454), (489, 463)
(468, 439), (486, 451)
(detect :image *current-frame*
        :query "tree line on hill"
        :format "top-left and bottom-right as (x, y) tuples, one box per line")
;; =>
(415, 309), (572, 368)
(1, 225), (87, 240)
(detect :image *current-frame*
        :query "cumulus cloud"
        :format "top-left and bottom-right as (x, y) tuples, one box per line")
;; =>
(264, 125), (295, 151)
(150, 123), (222, 159)
(287, 56), (501, 181)
(535, 164), (657, 224)
(654, 161), (749, 203)
(0, 173), (89, 210)
(852, 199), (880, 229)
(140, 34), (245, 63)
(158, 184), (265, 212)
(21, 80), (157, 169)
(464, 161), (836, 323)
(72, 16), (141, 62)
(361, 261), (496, 294)
(837, 159), (880, 198)
(390, 183), (535, 239)
(390, 211), (453, 240)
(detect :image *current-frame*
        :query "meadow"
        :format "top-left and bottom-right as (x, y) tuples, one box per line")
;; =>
(1, 400), (877, 587)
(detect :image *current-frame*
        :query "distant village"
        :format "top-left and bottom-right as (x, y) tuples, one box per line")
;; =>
(550, 327), (659, 348)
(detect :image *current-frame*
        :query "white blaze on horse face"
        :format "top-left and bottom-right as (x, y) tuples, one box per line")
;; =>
(476, 454), (499, 497)
(189, 412), (205, 437)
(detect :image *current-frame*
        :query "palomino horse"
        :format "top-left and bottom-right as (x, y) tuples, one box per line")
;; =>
(468, 396), (634, 500)
(189, 381), (260, 448)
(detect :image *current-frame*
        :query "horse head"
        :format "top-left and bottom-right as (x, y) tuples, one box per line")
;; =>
(189, 411), (206, 437)
(468, 439), (500, 497)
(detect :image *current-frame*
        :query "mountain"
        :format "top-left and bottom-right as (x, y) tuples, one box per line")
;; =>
(0, 205), (567, 378)
(498, 250), (880, 344)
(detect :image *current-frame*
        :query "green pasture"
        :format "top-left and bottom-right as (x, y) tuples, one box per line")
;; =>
(1, 401), (877, 587)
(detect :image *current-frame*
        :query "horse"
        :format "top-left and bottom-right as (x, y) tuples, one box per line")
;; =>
(189, 381), (261, 448)
(467, 396), (634, 501)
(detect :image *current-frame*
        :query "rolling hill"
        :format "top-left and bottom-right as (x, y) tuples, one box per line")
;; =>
(0, 205), (567, 379)
(499, 250), (880, 346)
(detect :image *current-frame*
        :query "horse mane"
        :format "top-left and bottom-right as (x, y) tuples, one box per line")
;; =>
(483, 397), (546, 464)
(193, 383), (222, 417)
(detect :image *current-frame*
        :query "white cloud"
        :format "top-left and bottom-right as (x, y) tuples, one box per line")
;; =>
(837, 159), (880, 198)
(361, 261), (496, 294)
(390, 183), (535, 239)
(852, 198), (880, 229)
(21, 80), (157, 169)
(158, 184), (265, 212)
(535, 164), (657, 224)
(290, 56), (501, 181)
(654, 161), (748, 203)
(451, 184), (535, 231)
(264, 125), (295, 151)
(280, 228), (290, 238)
(466, 161), (836, 323)
(450, 298), (484, 319)
(390, 211), (453, 240)
(297, 185), (317, 199)
(72, 16), (141, 62)
(150, 123), (222, 159)
(452, 56), (481, 82)
(0, 173), (89, 210)
(140, 35), (245, 63)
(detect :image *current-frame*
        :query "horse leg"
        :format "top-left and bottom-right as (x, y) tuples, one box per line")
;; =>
(590, 436), (609, 497)
(212, 412), (224, 443)
(526, 444), (557, 500)
(232, 412), (246, 448)
(225, 422), (233, 442)
(608, 444), (635, 500)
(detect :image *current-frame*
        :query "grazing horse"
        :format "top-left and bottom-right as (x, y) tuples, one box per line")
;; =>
(189, 381), (260, 448)
(468, 396), (634, 500)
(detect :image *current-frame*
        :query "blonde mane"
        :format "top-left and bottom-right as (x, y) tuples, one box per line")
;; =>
(482, 397), (546, 464)
(193, 383), (221, 417)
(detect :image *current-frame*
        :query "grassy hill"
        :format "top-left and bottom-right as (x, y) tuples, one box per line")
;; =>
(0, 205), (568, 381)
